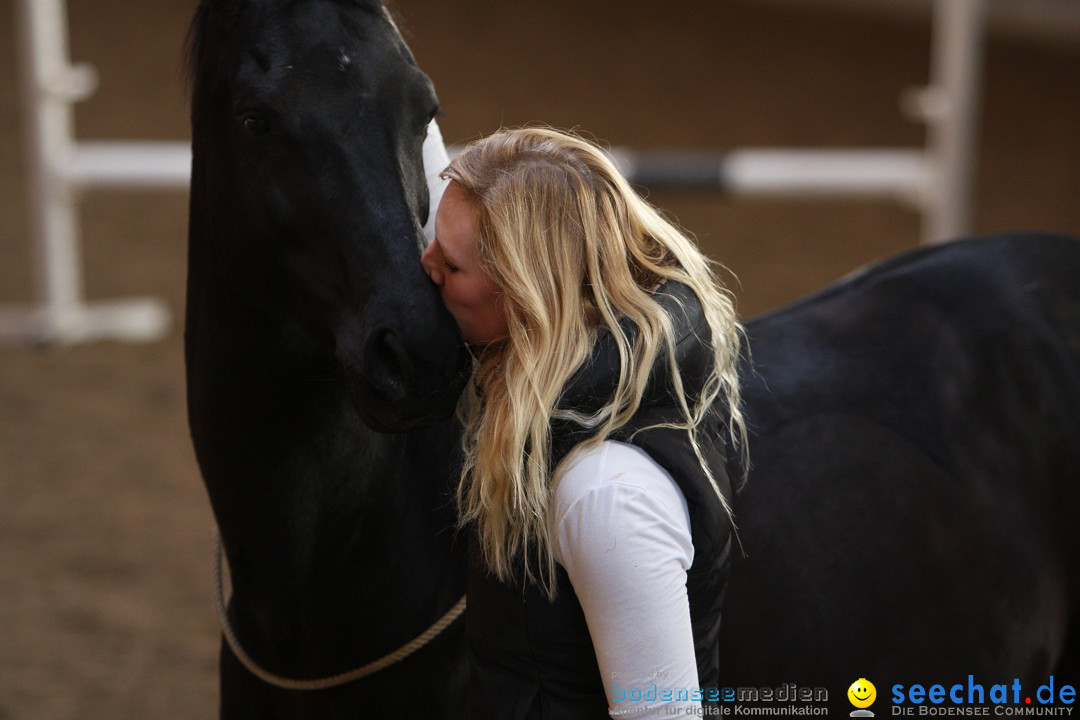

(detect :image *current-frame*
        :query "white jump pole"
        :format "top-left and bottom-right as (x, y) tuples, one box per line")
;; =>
(0, 0), (188, 346)
(610, 0), (987, 245)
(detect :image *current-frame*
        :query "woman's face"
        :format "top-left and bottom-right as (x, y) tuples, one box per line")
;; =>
(421, 181), (509, 345)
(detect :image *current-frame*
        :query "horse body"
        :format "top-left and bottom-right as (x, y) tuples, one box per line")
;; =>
(718, 232), (1080, 708)
(185, 1), (468, 717)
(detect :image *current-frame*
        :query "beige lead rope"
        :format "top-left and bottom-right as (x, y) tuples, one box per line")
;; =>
(213, 532), (467, 691)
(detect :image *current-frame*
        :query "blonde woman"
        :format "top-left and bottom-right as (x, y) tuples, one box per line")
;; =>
(420, 127), (746, 719)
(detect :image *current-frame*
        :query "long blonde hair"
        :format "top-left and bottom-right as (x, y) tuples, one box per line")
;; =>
(443, 127), (746, 592)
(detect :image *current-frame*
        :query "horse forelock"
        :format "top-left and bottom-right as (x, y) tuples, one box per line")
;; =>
(183, 4), (212, 96)
(184, 1), (253, 102)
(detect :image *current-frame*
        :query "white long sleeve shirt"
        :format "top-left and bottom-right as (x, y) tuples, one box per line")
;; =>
(550, 440), (703, 718)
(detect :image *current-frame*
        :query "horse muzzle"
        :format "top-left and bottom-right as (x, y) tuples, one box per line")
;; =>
(337, 308), (470, 433)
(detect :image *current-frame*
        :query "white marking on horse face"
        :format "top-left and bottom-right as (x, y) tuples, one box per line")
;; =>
(422, 119), (451, 246)
(338, 51), (351, 72)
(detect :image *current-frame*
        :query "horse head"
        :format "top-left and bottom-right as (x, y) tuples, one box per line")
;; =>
(187, 0), (468, 431)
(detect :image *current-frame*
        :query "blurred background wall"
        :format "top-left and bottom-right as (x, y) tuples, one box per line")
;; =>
(0, 0), (1077, 717)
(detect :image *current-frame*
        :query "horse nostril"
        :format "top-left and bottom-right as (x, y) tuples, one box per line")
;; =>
(367, 329), (413, 400)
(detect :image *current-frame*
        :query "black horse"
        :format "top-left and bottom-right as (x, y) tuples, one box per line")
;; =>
(718, 231), (1080, 712)
(185, 1), (470, 717)
(184, 4), (1080, 717)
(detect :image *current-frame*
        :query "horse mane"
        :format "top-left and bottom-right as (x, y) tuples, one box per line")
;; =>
(183, 3), (210, 95)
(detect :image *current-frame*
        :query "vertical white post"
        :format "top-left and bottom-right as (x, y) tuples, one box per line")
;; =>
(15, 0), (92, 339)
(921, 0), (988, 244)
(3, 0), (171, 345)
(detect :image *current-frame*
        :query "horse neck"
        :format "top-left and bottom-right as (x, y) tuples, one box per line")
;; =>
(185, 215), (462, 650)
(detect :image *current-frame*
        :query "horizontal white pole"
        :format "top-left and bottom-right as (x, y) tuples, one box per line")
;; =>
(66, 141), (191, 189)
(0, 297), (170, 345)
(723, 148), (928, 196)
(606, 147), (929, 201)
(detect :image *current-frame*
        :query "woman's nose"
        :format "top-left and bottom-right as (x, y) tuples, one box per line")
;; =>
(420, 242), (444, 286)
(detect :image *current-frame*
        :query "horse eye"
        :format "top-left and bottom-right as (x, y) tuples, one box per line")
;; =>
(241, 115), (271, 136)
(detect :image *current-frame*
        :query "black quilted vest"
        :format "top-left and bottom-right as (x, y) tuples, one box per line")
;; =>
(465, 281), (737, 719)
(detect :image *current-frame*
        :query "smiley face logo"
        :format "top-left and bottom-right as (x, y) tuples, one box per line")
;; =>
(848, 678), (877, 709)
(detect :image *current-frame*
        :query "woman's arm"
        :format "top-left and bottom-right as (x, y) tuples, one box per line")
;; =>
(552, 441), (702, 718)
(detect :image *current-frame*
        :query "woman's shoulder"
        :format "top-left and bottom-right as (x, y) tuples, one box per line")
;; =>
(550, 439), (695, 571)
(556, 438), (668, 488)
(552, 440), (690, 533)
